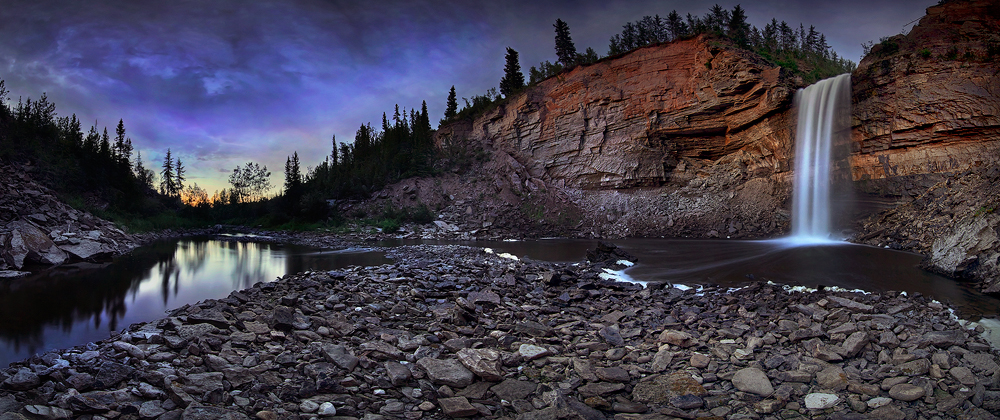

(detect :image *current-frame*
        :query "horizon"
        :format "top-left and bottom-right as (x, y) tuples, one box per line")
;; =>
(0, 0), (931, 194)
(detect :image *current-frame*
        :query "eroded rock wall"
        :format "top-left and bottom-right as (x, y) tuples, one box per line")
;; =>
(850, 0), (1000, 292)
(428, 35), (799, 238)
(850, 0), (1000, 189)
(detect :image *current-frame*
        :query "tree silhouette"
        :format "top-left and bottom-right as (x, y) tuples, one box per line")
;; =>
(500, 47), (525, 97)
(444, 86), (458, 120)
(554, 19), (578, 67)
(159, 149), (177, 196)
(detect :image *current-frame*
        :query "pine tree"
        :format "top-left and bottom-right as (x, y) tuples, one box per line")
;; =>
(554, 19), (578, 67)
(445, 86), (458, 120)
(175, 158), (186, 192)
(160, 149), (176, 196)
(114, 119), (126, 160)
(99, 127), (111, 159)
(284, 152), (302, 198)
(499, 47), (525, 97)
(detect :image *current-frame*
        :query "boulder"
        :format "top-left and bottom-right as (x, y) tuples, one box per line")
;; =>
(5, 220), (67, 268)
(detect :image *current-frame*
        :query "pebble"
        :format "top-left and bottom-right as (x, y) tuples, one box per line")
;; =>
(0, 243), (997, 420)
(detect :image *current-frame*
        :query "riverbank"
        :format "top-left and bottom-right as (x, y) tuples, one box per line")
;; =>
(1, 244), (997, 419)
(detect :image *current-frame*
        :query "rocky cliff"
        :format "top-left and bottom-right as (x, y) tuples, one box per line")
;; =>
(850, 0), (1000, 293)
(411, 35), (801, 238)
(0, 164), (137, 276)
(850, 0), (1000, 187)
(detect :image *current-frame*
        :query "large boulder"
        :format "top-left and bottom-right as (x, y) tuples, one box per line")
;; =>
(4, 220), (67, 268)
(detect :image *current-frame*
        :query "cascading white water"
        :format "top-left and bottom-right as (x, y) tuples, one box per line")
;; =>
(790, 73), (851, 243)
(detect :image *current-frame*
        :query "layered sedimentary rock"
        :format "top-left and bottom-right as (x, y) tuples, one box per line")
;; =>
(428, 35), (799, 238)
(850, 0), (1000, 186)
(850, 0), (1000, 292)
(439, 35), (795, 190)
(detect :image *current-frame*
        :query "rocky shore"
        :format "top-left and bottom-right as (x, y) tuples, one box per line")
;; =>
(0, 165), (138, 278)
(2, 244), (998, 420)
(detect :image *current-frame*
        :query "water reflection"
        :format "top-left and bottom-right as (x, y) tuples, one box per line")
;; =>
(378, 238), (1000, 319)
(0, 238), (390, 367)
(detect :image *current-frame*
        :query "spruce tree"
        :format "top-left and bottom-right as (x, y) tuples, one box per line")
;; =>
(500, 47), (525, 97)
(114, 119), (126, 160)
(175, 158), (186, 192)
(554, 19), (578, 67)
(160, 149), (175, 196)
(445, 86), (458, 120)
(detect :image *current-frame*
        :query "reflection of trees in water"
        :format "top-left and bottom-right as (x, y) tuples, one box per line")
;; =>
(0, 239), (181, 359)
(231, 241), (271, 290)
(0, 237), (381, 366)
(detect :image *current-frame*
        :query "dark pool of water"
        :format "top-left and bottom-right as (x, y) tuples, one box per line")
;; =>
(0, 238), (389, 367)
(377, 237), (1000, 318)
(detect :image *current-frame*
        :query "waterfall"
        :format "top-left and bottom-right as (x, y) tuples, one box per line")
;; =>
(790, 73), (851, 243)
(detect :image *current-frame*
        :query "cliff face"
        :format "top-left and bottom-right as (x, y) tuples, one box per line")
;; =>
(429, 35), (800, 238)
(850, 0), (1000, 293)
(850, 0), (1000, 187)
(439, 35), (796, 190)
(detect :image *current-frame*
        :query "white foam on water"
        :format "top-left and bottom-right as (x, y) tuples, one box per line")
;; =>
(599, 268), (647, 288)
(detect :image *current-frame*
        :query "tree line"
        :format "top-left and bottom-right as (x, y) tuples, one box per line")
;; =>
(443, 3), (857, 126)
(0, 80), (155, 214)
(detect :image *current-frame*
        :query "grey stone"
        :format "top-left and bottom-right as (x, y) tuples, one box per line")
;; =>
(517, 343), (551, 360)
(176, 323), (220, 340)
(322, 344), (359, 371)
(2, 368), (40, 391)
(24, 405), (73, 419)
(841, 331), (869, 357)
(417, 357), (474, 387)
(964, 352), (1000, 374)
(514, 320), (552, 337)
(181, 403), (251, 419)
(920, 330), (966, 348)
(804, 393), (840, 410)
(577, 382), (625, 397)
(598, 324), (624, 347)
(5, 221), (68, 268)
(59, 240), (110, 260)
(893, 358), (930, 376)
(650, 348), (672, 371)
(594, 366), (629, 383)
(816, 366), (848, 391)
(669, 394), (704, 409)
(385, 361), (412, 386)
(438, 396), (479, 417)
(949, 366), (977, 386)
(457, 348), (503, 381)
(491, 379), (537, 401)
(888, 383), (924, 401)
(95, 362), (134, 388)
(140, 400), (167, 418)
(732, 367), (773, 396)
(658, 330), (696, 347)
(868, 405), (905, 420)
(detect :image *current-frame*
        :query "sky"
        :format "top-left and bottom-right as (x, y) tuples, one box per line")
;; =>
(0, 0), (932, 194)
